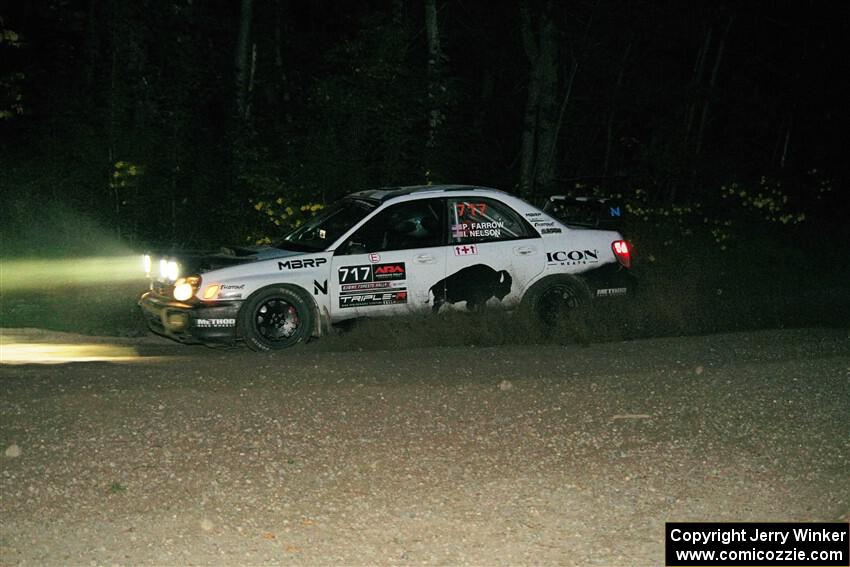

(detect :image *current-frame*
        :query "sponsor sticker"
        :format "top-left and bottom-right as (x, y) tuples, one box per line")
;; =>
(278, 257), (328, 270)
(453, 244), (478, 256)
(547, 250), (599, 265)
(339, 290), (408, 308)
(368, 252), (380, 263)
(195, 318), (236, 328)
(541, 228), (562, 234)
(596, 287), (627, 297)
(338, 263), (406, 284)
(313, 279), (328, 295)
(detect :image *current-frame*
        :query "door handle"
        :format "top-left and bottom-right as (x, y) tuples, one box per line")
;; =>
(415, 254), (437, 264)
(514, 246), (535, 256)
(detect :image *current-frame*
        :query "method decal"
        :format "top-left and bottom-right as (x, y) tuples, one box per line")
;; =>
(453, 244), (478, 256)
(547, 250), (599, 266)
(278, 257), (328, 270)
(339, 290), (408, 308)
(195, 318), (236, 328)
(338, 263), (406, 284)
(430, 264), (512, 313)
(596, 287), (627, 297)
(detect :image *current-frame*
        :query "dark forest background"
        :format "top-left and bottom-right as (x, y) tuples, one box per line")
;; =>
(1, 0), (849, 335)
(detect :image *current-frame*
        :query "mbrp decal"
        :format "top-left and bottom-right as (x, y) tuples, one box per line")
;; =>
(547, 250), (599, 265)
(430, 264), (512, 313)
(339, 290), (408, 308)
(278, 257), (328, 270)
(195, 318), (236, 327)
(338, 263), (406, 284)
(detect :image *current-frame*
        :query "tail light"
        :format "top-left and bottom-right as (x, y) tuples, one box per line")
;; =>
(612, 240), (631, 269)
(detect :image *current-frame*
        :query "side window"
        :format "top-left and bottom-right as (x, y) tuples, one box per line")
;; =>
(337, 199), (444, 255)
(448, 198), (534, 244)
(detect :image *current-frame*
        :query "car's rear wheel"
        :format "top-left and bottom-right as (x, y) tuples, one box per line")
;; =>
(239, 287), (314, 351)
(522, 276), (590, 333)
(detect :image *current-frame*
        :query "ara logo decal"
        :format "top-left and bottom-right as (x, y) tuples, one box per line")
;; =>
(547, 250), (599, 265)
(278, 257), (328, 270)
(313, 279), (328, 295)
(374, 264), (404, 277)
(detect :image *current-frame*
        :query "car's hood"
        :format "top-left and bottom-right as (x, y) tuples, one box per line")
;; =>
(156, 245), (305, 275)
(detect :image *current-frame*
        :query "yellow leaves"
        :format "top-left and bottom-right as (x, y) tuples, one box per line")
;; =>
(110, 160), (144, 190)
(1, 28), (22, 47)
(254, 201), (264, 211)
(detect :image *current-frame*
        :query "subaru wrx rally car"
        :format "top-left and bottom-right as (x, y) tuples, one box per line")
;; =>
(139, 185), (635, 350)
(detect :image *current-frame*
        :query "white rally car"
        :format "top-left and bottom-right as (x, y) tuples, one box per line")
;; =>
(139, 185), (635, 350)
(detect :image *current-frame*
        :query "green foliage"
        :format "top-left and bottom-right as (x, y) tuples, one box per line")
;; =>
(247, 196), (324, 245)
(0, 19), (24, 120)
(566, 171), (835, 264)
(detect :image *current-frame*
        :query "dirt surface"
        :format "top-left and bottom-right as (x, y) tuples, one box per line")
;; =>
(1, 327), (849, 565)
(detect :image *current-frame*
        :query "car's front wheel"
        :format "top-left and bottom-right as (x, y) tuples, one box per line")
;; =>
(239, 286), (314, 351)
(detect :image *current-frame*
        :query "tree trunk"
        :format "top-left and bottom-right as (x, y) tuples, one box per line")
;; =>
(603, 41), (632, 176)
(424, 0), (444, 155)
(694, 15), (733, 158)
(233, 0), (253, 123)
(519, 1), (559, 198)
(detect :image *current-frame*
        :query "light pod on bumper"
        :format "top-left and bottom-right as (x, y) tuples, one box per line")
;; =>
(173, 276), (201, 301)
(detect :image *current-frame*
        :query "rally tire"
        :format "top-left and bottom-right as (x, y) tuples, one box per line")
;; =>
(521, 275), (590, 331)
(238, 286), (314, 351)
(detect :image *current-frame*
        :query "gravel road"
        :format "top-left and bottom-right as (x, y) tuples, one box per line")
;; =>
(1, 327), (849, 566)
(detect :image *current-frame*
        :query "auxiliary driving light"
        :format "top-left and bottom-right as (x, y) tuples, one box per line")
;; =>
(141, 254), (152, 274)
(159, 259), (180, 281)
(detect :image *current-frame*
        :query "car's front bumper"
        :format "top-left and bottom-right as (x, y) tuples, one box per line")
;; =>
(138, 291), (240, 345)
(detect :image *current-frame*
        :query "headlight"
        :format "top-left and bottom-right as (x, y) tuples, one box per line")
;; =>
(141, 254), (152, 274)
(173, 276), (200, 301)
(159, 259), (180, 281)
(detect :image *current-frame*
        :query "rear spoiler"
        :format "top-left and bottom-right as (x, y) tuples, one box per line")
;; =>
(542, 195), (625, 229)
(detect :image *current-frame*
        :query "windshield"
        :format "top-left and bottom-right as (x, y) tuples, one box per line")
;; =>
(276, 199), (376, 251)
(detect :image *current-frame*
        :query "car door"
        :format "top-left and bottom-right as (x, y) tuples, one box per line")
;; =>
(330, 198), (447, 320)
(438, 197), (544, 312)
